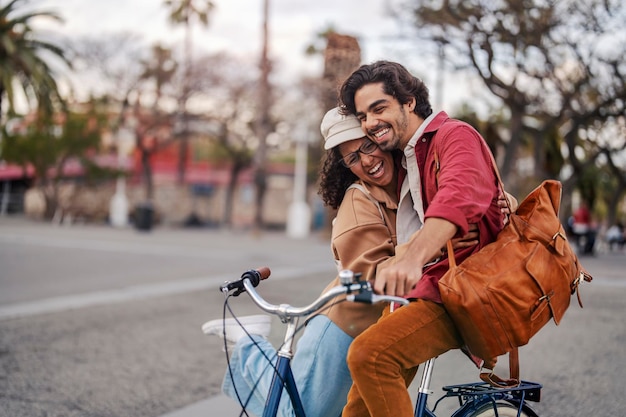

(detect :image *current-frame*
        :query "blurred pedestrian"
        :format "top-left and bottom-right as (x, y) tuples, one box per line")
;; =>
(606, 221), (625, 251)
(571, 202), (596, 255)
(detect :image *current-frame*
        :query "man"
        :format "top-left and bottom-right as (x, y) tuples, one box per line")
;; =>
(338, 60), (505, 417)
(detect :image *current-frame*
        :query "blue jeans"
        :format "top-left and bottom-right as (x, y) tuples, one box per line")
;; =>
(222, 315), (353, 417)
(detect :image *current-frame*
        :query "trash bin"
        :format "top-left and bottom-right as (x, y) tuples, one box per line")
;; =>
(134, 202), (154, 231)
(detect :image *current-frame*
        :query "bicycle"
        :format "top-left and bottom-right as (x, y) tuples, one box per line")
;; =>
(211, 267), (542, 417)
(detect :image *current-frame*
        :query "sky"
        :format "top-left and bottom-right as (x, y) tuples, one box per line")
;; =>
(33, 0), (405, 76)
(30, 0), (476, 110)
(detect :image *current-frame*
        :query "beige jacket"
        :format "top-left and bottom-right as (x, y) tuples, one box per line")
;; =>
(319, 180), (398, 338)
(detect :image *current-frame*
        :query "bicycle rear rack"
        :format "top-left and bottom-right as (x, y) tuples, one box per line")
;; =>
(432, 380), (542, 413)
(442, 380), (542, 402)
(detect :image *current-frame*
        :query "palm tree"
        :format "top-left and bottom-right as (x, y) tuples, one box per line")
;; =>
(139, 44), (178, 111)
(163, 0), (214, 184)
(0, 0), (70, 118)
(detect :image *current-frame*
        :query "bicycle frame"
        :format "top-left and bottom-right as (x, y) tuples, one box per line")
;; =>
(262, 316), (306, 417)
(414, 358), (437, 417)
(263, 356), (305, 417)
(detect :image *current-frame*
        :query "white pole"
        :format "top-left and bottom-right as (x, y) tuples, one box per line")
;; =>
(110, 175), (129, 228)
(286, 130), (311, 239)
(109, 127), (131, 228)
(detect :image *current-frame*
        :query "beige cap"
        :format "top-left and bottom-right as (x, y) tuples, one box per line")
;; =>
(320, 107), (365, 149)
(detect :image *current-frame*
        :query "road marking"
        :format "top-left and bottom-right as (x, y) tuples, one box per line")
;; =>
(0, 233), (243, 258)
(0, 264), (335, 321)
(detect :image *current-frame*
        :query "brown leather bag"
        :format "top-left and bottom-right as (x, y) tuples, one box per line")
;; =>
(438, 179), (593, 388)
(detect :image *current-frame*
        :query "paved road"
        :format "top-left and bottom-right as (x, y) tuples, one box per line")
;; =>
(0, 216), (624, 416)
(0, 217), (336, 417)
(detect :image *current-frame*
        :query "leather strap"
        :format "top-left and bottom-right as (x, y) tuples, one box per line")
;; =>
(479, 349), (520, 388)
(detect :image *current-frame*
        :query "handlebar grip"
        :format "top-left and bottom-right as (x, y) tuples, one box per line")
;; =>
(241, 267), (271, 286)
(256, 267), (271, 280)
(220, 267), (271, 293)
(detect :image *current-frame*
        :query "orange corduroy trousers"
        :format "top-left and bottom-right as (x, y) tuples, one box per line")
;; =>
(342, 299), (462, 417)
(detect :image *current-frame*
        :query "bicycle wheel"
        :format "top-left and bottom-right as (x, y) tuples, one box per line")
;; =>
(466, 400), (537, 417)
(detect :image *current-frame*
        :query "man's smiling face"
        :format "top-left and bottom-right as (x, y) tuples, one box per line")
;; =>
(354, 82), (416, 151)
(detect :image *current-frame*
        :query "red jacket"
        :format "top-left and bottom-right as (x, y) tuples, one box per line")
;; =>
(403, 111), (504, 302)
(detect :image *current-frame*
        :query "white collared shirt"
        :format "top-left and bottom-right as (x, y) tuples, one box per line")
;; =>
(396, 112), (437, 244)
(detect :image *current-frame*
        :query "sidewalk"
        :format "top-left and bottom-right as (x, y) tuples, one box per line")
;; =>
(160, 395), (239, 417)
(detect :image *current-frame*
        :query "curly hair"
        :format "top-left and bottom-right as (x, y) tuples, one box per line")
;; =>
(339, 60), (432, 120)
(317, 147), (358, 210)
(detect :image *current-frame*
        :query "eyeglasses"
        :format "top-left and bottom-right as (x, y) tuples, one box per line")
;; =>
(341, 140), (379, 168)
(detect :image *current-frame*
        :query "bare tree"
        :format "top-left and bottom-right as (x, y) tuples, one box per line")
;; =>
(192, 52), (259, 226)
(397, 0), (626, 197)
(71, 35), (175, 202)
(601, 138), (626, 225)
(69, 33), (144, 105)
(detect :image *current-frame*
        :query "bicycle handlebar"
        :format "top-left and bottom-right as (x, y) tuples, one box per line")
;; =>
(220, 267), (271, 296)
(220, 267), (409, 320)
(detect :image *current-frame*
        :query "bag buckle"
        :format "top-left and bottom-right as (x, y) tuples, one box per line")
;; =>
(552, 231), (567, 255)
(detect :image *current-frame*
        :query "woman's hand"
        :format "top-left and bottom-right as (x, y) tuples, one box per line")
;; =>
(499, 191), (518, 214)
(449, 223), (479, 251)
(498, 191), (518, 224)
(428, 225), (478, 263)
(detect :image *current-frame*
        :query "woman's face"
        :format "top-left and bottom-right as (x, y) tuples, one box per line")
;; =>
(338, 138), (395, 188)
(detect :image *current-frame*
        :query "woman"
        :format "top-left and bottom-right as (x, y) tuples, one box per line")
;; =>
(203, 108), (403, 417)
